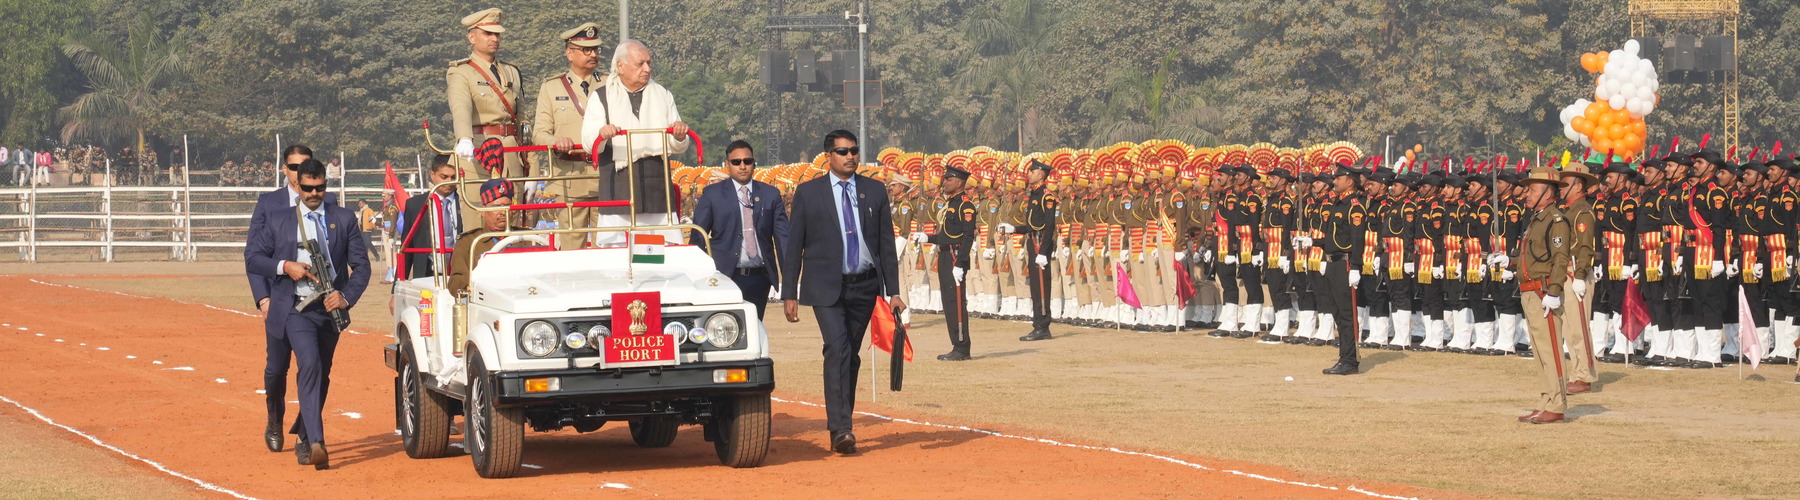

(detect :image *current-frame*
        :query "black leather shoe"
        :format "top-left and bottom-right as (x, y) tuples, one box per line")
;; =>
(265, 416), (283, 452)
(307, 442), (329, 470)
(1260, 334), (1283, 343)
(1019, 330), (1052, 341)
(830, 432), (857, 455)
(1382, 344), (1404, 351)
(1231, 330), (1255, 339)
(1686, 360), (1717, 369)
(1598, 353), (1625, 364)
(1515, 349), (1533, 358)
(937, 351), (971, 361)
(295, 440), (311, 466)
(1282, 336), (1302, 344)
(1306, 339), (1327, 347)
(1321, 361), (1360, 375)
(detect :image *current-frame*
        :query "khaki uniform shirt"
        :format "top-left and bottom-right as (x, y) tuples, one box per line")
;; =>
(1521, 204), (1573, 297)
(533, 70), (602, 198)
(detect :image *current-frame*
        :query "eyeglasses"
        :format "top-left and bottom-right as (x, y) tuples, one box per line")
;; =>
(286, 163), (302, 171)
(828, 147), (859, 157)
(727, 158), (756, 166)
(298, 183), (328, 193)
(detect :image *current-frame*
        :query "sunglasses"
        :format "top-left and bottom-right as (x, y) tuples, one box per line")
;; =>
(286, 163), (302, 171)
(727, 158), (756, 166)
(828, 147), (859, 157)
(298, 183), (328, 193)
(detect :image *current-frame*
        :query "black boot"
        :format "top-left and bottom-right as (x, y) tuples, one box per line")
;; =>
(1019, 329), (1052, 341)
(1322, 361), (1360, 375)
(264, 414), (283, 452)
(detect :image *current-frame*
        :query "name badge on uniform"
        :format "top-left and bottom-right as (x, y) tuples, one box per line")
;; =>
(555, 96), (570, 101)
(476, 81), (491, 86)
(1552, 237), (1564, 248)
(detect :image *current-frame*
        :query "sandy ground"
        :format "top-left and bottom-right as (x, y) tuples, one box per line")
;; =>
(2, 259), (1798, 499)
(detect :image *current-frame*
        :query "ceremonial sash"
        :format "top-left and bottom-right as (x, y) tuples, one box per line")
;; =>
(1771, 234), (1789, 282)
(1741, 234), (1759, 284)
(1385, 237), (1405, 280)
(1445, 235), (1463, 277)
(1129, 227), (1147, 257)
(1107, 224), (1124, 261)
(1214, 213), (1230, 258)
(1417, 238), (1436, 284)
(1307, 228), (1323, 272)
(1642, 231), (1663, 282)
(1236, 225), (1254, 261)
(1491, 236), (1509, 281)
(1464, 235), (1484, 283)
(1686, 185), (1715, 278)
(1362, 230), (1379, 275)
(1264, 227), (1284, 270)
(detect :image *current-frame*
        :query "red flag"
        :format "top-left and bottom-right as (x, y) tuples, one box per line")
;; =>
(1621, 278), (1650, 342)
(1173, 256), (1195, 305)
(382, 161), (410, 209)
(1115, 262), (1142, 309)
(871, 296), (913, 361)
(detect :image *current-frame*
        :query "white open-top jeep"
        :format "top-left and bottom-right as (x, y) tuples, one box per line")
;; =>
(388, 129), (772, 478)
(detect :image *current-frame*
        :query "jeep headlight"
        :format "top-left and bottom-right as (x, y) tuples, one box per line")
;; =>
(563, 331), (588, 350)
(704, 313), (741, 348)
(520, 321), (559, 357)
(663, 321), (688, 341)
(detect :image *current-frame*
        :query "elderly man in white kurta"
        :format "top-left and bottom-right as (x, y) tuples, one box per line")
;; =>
(580, 39), (691, 245)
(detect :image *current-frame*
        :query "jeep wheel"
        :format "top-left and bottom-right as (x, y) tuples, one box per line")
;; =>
(713, 393), (771, 468)
(466, 351), (524, 478)
(398, 341), (454, 459)
(629, 417), (678, 448)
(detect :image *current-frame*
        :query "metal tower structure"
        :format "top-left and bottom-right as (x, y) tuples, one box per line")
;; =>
(1628, 0), (1740, 151)
(764, 0), (869, 164)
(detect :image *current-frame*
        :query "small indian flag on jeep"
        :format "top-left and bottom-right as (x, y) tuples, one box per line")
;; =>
(630, 233), (666, 264)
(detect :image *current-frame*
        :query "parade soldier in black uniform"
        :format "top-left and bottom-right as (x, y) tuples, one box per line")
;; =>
(926, 166), (979, 359)
(1014, 159), (1059, 341)
(1260, 168), (1299, 342)
(1320, 163), (1369, 375)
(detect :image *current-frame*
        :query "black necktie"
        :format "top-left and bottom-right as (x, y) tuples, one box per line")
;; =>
(490, 64), (501, 87)
(580, 80), (590, 96)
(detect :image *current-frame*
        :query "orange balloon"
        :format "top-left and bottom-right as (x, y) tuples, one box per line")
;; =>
(1596, 51), (1610, 67)
(1584, 104), (1603, 121)
(1628, 121), (1647, 135)
(1580, 53), (1600, 73)
(1571, 116), (1590, 132)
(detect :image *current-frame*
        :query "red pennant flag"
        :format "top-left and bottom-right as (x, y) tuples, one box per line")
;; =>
(382, 160), (411, 210)
(1115, 263), (1142, 309)
(871, 296), (913, 362)
(1173, 257), (1196, 305)
(1621, 278), (1650, 342)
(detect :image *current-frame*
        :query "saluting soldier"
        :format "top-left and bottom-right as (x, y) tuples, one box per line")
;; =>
(1318, 163), (1369, 375)
(922, 166), (978, 360)
(448, 8), (527, 205)
(1516, 166), (1574, 424)
(532, 23), (604, 249)
(1013, 159), (1058, 341)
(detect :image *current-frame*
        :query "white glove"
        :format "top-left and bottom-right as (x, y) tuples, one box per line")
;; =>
(1252, 253), (1265, 266)
(1542, 294), (1562, 314)
(1501, 270), (1516, 281)
(1202, 249), (1214, 262)
(1057, 247), (1071, 259)
(1432, 266), (1445, 279)
(1673, 256), (1685, 275)
(1036, 255), (1048, 268)
(1279, 256), (1291, 272)
(1372, 256), (1383, 270)
(1487, 252), (1509, 268)
(1571, 278), (1587, 298)
(1405, 262), (1417, 275)
(1349, 270), (1362, 288)
(1754, 263), (1764, 279)
(1015, 249), (1026, 260)
(982, 248), (995, 260)
(1150, 247), (1161, 261)
(1223, 255), (1239, 265)
(997, 223), (1016, 234)
(454, 137), (475, 161)
(1175, 251), (1188, 262)
(1713, 261), (1727, 278)
(1789, 255), (1798, 268)
(1136, 250), (1146, 263)
(1592, 266), (1603, 281)
(1298, 236), (1314, 248)
(952, 267), (965, 285)
(910, 232), (929, 243)
(1292, 236), (1307, 249)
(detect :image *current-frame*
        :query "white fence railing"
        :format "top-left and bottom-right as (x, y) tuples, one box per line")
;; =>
(0, 185), (413, 262)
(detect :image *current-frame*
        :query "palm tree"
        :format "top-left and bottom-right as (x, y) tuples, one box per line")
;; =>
(58, 19), (185, 156)
(957, 0), (1063, 151)
(1085, 51), (1220, 148)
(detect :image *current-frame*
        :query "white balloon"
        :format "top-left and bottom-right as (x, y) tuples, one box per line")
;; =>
(1610, 49), (1627, 63)
(1595, 87), (1609, 102)
(1619, 83), (1637, 98)
(1639, 59), (1656, 75)
(1565, 124), (1581, 141)
(1624, 39), (1641, 55)
(1637, 86), (1654, 101)
(1609, 98), (1627, 110)
(1580, 135), (1594, 147)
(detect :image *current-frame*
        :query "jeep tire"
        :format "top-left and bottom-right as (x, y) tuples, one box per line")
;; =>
(467, 351), (524, 478)
(712, 393), (771, 468)
(629, 417), (679, 448)
(397, 339), (455, 459)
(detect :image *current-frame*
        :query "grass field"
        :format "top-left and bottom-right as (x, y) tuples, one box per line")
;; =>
(3, 258), (1798, 499)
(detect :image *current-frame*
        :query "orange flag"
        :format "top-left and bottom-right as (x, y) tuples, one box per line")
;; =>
(871, 296), (913, 361)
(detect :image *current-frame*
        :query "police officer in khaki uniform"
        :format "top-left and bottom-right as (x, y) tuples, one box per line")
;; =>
(1557, 163), (1601, 393)
(532, 23), (604, 249)
(1515, 166), (1573, 424)
(448, 9), (526, 222)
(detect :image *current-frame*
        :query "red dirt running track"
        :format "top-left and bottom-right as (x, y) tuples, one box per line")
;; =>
(0, 276), (1443, 499)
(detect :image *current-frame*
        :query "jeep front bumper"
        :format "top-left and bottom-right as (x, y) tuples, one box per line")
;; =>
(493, 358), (774, 405)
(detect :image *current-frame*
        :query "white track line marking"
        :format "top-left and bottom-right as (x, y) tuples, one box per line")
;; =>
(125, 355), (137, 359)
(215, 379), (229, 384)
(167, 367), (195, 371)
(340, 412), (362, 419)
(770, 397), (1419, 500)
(27, 279), (375, 336)
(599, 482), (632, 489)
(0, 395), (260, 500)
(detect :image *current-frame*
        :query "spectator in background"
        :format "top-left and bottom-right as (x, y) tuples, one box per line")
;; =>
(17, 145), (35, 185)
(0, 145), (11, 186)
(359, 200), (383, 264)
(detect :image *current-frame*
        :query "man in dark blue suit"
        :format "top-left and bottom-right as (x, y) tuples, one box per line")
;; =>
(245, 144), (337, 452)
(244, 159), (370, 470)
(780, 130), (904, 456)
(690, 140), (788, 320)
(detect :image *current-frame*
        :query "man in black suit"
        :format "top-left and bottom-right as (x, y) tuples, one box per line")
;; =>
(244, 144), (335, 452)
(399, 156), (462, 281)
(780, 129), (905, 455)
(244, 159), (370, 469)
(690, 140), (788, 319)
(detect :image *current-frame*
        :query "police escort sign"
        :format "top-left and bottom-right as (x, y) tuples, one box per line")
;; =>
(608, 291), (676, 364)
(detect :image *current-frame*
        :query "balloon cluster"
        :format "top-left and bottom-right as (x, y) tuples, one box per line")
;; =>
(1558, 39), (1659, 160)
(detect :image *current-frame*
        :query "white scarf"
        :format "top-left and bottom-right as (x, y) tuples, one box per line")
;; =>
(580, 75), (689, 171)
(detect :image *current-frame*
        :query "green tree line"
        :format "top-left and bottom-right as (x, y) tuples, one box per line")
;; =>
(2, 0), (1797, 168)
